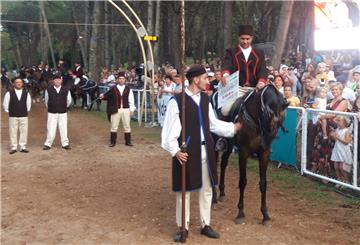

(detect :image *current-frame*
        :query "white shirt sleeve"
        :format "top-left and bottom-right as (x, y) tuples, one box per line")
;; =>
(208, 102), (235, 138)
(129, 89), (136, 112)
(67, 91), (72, 107)
(44, 90), (49, 108)
(161, 98), (181, 157)
(2, 92), (10, 112)
(27, 92), (32, 112)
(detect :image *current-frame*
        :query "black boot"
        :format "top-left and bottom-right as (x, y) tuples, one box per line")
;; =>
(109, 132), (117, 147)
(124, 133), (133, 146)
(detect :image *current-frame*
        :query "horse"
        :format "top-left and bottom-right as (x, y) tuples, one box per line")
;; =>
(213, 84), (288, 225)
(74, 75), (100, 111)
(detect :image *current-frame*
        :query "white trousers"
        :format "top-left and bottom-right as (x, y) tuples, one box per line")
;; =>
(221, 86), (255, 116)
(110, 108), (131, 133)
(9, 117), (28, 150)
(44, 112), (69, 147)
(176, 146), (212, 229)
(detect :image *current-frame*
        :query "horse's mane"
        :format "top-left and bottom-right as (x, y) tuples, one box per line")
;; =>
(230, 84), (288, 147)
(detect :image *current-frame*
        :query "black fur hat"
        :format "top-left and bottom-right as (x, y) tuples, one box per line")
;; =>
(238, 25), (254, 36)
(186, 64), (207, 82)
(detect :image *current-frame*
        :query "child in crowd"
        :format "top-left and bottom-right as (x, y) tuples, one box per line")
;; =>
(312, 87), (327, 125)
(283, 86), (300, 106)
(329, 116), (353, 184)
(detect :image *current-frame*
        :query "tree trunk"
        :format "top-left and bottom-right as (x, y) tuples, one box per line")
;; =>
(223, 1), (233, 51)
(39, 1), (56, 68)
(271, 0), (294, 69)
(153, 0), (161, 70)
(71, 2), (88, 69)
(216, 1), (224, 57)
(84, 1), (90, 69)
(104, 1), (111, 68)
(39, 12), (49, 64)
(88, 1), (101, 81)
(111, 10), (118, 68)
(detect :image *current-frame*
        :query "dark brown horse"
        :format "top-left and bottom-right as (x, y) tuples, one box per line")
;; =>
(214, 84), (288, 225)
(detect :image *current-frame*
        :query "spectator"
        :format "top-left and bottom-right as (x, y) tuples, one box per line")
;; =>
(316, 62), (329, 88)
(283, 86), (300, 107)
(209, 70), (221, 95)
(312, 87), (327, 124)
(302, 78), (318, 107)
(320, 82), (349, 139)
(329, 116), (353, 184)
(346, 65), (360, 92)
(274, 75), (284, 94)
(159, 75), (175, 98)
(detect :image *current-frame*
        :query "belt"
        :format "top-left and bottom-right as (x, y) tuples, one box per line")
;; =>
(201, 141), (206, 145)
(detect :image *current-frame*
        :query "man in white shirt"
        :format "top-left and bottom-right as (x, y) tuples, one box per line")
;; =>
(161, 64), (242, 242)
(3, 78), (32, 154)
(43, 72), (72, 150)
(101, 72), (136, 147)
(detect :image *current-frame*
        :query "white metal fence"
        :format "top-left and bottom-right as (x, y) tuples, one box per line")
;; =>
(132, 89), (153, 123)
(301, 108), (359, 191)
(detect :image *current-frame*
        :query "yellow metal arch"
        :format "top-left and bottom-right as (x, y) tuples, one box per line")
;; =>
(120, 0), (156, 126)
(107, 0), (151, 126)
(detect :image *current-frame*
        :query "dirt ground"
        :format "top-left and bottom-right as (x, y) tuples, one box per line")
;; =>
(1, 102), (360, 245)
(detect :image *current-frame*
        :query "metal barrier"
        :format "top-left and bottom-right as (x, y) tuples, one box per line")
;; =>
(301, 108), (359, 191)
(132, 89), (153, 123)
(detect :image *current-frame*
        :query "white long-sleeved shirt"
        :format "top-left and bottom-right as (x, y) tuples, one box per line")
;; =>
(240, 45), (252, 62)
(161, 88), (236, 157)
(3, 89), (32, 113)
(116, 84), (136, 112)
(44, 86), (72, 108)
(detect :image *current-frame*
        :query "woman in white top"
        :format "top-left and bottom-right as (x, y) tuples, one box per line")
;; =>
(159, 75), (176, 98)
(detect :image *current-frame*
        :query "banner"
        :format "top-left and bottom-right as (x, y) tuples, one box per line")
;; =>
(271, 108), (298, 166)
(157, 94), (172, 127)
(217, 71), (239, 109)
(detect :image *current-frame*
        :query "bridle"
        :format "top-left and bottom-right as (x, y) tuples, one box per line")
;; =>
(235, 83), (285, 146)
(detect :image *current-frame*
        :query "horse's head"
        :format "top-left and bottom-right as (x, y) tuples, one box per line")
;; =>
(259, 84), (289, 144)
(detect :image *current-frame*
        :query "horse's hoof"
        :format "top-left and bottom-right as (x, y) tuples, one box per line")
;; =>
(262, 218), (271, 226)
(211, 203), (217, 210)
(234, 216), (246, 224)
(218, 195), (225, 202)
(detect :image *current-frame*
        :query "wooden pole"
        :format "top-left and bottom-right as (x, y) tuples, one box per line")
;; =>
(179, 0), (187, 243)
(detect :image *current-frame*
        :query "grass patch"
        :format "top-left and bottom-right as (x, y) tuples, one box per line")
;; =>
(88, 109), (360, 208)
(226, 154), (360, 207)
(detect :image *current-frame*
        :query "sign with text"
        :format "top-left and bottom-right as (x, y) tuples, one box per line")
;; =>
(143, 35), (158, 42)
(157, 94), (172, 127)
(217, 71), (239, 109)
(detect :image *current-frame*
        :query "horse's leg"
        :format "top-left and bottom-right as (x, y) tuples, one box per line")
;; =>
(235, 150), (249, 224)
(219, 140), (233, 202)
(212, 149), (218, 204)
(259, 149), (271, 225)
(96, 99), (101, 111)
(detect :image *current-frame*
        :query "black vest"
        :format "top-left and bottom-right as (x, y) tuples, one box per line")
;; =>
(47, 86), (69, 113)
(106, 85), (130, 116)
(9, 89), (28, 117)
(171, 92), (217, 192)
